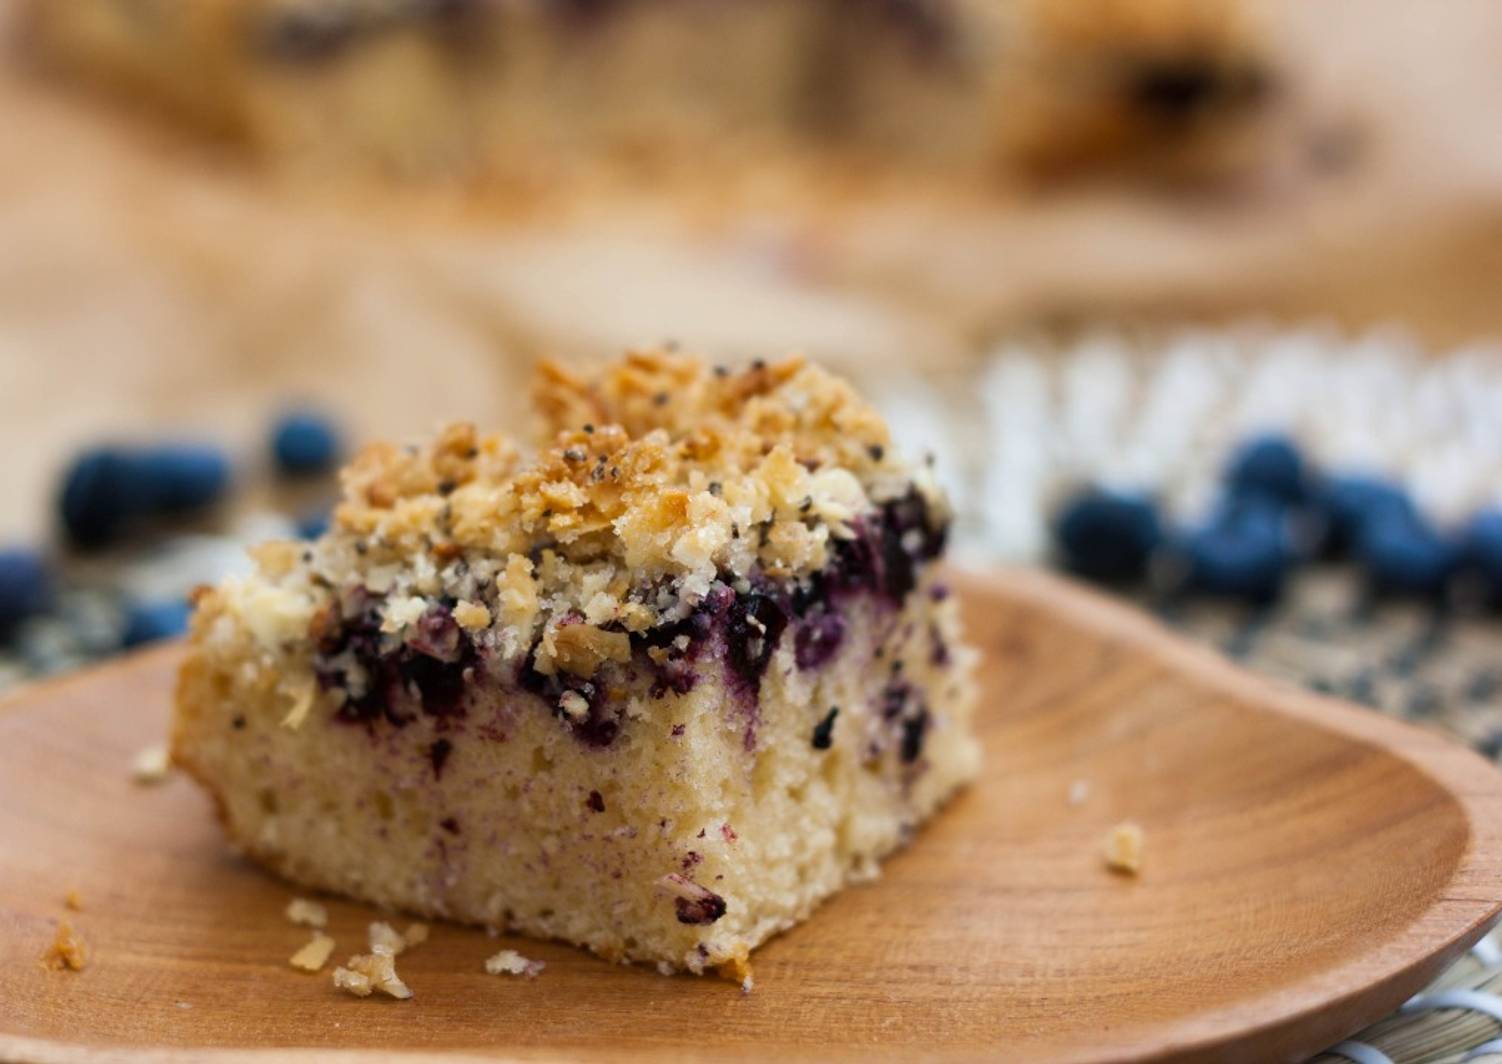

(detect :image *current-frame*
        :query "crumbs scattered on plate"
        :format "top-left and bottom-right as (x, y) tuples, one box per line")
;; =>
(1104, 821), (1144, 875)
(484, 949), (544, 978)
(41, 919), (88, 971)
(289, 932), (336, 972)
(285, 897), (327, 928)
(131, 744), (171, 785)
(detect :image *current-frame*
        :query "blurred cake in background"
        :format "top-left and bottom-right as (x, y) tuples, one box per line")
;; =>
(21, 0), (1275, 190)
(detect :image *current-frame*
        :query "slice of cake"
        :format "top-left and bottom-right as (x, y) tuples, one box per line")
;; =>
(173, 350), (980, 979)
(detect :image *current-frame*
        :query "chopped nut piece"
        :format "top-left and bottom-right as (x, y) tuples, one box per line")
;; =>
(1104, 821), (1144, 875)
(484, 949), (544, 978)
(41, 919), (87, 971)
(290, 932), (336, 972)
(131, 744), (171, 784)
(285, 897), (328, 928)
(335, 951), (412, 999)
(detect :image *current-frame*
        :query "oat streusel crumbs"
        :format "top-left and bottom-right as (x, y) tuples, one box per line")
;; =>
(131, 743), (171, 784)
(285, 897), (328, 928)
(41, 919), (87, 971)
(1105, 821), (1145, 875)
(334, 951), (412, 999)
(204, 350), (947, 683)
(484, 949), (544, 978)
(290, 932), (336, 972)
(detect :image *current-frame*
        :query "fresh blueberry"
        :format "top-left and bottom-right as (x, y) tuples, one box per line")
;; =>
(296, 508), (331, 540)
(1224, 432), (1310, 504)
(138, 444), (232, 512)
(1178, 497), (1291, 602)
(1319, 474), (1414, 557)
(0, 548), (52, 636)
(121, 598), (192, 648)
(1463, 510), (1502, 594)
(1053, 487), (1162, 584)
(271, 411), (341, 477)
(59, 448), (141, 548)
(1356, 511), (1458, 597)
(59, 443), (230, 548)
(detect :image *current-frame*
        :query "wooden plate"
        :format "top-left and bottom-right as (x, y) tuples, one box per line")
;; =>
(3, 569), (1500, 1063)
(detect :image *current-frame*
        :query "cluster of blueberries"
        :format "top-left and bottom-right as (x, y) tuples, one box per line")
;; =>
(0, 411), (341, 649)
(1054, 433), (1502, 607)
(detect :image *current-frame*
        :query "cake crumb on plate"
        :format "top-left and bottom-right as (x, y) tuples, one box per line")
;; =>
(485, 949), (544, 978)
(131, 744), (170, 784)
(41, 919), (87, 971)
(290, 932), (335, 972)
(368, 921), (406, 955)
(1104, 821), (1145, 875)
(63, 888), (83, 911)
(333, 951), (412, 999)
(285, 897), (327, 928)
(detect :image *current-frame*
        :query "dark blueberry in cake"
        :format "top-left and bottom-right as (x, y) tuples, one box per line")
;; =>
(794, 606), (845, 670)
(811, 706), (839, 750)
(673, 888), (727, 926)
(900, 708), (930, 764)
(586, 790), (605, 813)
(440, 816), (461, 834)
(724, 586), (789, 694)
(929, 623), (949, 666)
(879, 680), (911, 720)
(429, 737), (453, 778)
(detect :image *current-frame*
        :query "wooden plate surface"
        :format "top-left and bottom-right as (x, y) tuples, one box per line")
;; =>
(3, 569), (1500, 1063)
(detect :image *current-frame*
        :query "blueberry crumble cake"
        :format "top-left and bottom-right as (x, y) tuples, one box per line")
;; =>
(173, 350), (980, 978)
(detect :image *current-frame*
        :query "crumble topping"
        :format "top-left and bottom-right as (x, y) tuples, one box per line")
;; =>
(1104, 821), (1144, 875)
(484, 949), (544, 978)
(41, 919), (88, 971)
(290, 932), (336, 972)
(285, 897), (328, 928)
(191, 350), (953, 746)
